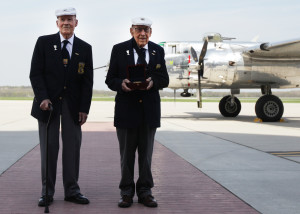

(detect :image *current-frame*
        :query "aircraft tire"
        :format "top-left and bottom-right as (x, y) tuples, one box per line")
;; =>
(255, 95), (284, 122)
(219, 95), (241, 117)
(181, 92), (192, 97)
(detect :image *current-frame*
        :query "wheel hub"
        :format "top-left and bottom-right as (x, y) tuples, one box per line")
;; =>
(263, 101), (279, 117)
(225, 101), (237, 113)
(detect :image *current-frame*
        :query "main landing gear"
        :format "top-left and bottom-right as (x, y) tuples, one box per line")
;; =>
(219, 87), (284, 122)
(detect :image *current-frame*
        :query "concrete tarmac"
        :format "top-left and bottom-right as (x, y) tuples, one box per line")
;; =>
(1, 100), (300, 214)
(156, 101), (300, 214)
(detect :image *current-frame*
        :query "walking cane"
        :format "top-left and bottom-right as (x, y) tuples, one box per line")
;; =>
(44, 103), (53, 213)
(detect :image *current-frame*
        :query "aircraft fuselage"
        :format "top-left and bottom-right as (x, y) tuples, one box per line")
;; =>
(163, 41), (300, 90)
(160, 35), (300, 122)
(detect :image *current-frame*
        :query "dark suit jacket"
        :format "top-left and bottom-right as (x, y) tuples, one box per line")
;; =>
(30, 32), (93, 123)
(105, 38), (169, 128)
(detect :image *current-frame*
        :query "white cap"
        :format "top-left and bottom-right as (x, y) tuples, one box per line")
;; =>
(55, 7), (76, 17)
(131, 17), (152, 27)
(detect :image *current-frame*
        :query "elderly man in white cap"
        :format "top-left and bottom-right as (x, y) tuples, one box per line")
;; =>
(106, 17), (169, 208)
(30, 7), (93, 207)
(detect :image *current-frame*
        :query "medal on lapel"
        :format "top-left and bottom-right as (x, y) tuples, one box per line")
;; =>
(63, 59), (68, 67)
(78, 62), (85, 74)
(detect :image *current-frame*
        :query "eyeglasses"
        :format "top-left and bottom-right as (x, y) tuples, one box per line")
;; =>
(133, 27), (151, 33)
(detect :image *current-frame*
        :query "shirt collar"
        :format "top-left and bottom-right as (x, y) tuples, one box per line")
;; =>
(59, 33), (74, 45)
(133, 43), (148, 52)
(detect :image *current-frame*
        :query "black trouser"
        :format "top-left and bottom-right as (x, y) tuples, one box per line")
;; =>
(38, 100), (82, 197)
(116, 122), (156, 198)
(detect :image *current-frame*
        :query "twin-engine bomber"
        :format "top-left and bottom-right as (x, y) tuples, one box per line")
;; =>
(160, 33), (300, 122)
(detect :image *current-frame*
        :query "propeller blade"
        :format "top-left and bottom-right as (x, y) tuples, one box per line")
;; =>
(199, 38), (208, 64)
(190, 46), (198, 62)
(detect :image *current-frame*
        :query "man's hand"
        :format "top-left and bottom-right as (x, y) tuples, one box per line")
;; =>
(40, 99), (52, 111)
(79, 112), (88, 126)
(146, 77), (153, 90)
(121, 79), (132, 92)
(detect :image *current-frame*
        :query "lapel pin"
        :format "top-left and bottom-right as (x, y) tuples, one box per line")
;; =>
(126, 50), (130, 55)
(54, 45), (57, 51)
(75, 53), (79, 55)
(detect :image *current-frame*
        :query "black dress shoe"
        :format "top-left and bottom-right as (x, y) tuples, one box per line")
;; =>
(138, 195), (157, 207)
(38, 196), (53, 207)
(118, 195), (133, 208)
(64, 193), (90, 204)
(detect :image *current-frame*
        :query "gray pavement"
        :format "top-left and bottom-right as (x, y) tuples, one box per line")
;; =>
(156, 101), (300, 214)
(1, 100), (300, 214)
(0, 101), (39, 174)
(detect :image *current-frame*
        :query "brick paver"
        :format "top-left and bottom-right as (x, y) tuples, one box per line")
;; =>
(0, 122), (259, 214)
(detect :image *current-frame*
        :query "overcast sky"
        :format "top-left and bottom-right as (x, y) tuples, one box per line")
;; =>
(1, 0), (300, 90)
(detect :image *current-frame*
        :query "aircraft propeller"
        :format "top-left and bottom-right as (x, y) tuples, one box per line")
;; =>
(197, 37), (208, 108)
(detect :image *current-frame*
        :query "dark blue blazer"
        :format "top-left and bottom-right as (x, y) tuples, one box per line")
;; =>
(105, 38), (169, 128)
(30, 32), (93, 123)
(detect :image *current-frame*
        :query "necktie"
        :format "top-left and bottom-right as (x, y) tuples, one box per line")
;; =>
(62, 40), (70, 67)
(137, 48), (146, 65)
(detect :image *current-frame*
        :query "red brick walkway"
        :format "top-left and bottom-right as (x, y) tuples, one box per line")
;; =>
(0, 122), (259, 214)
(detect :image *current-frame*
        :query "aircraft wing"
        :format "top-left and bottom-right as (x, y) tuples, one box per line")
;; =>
(243, 38), (300, 59)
